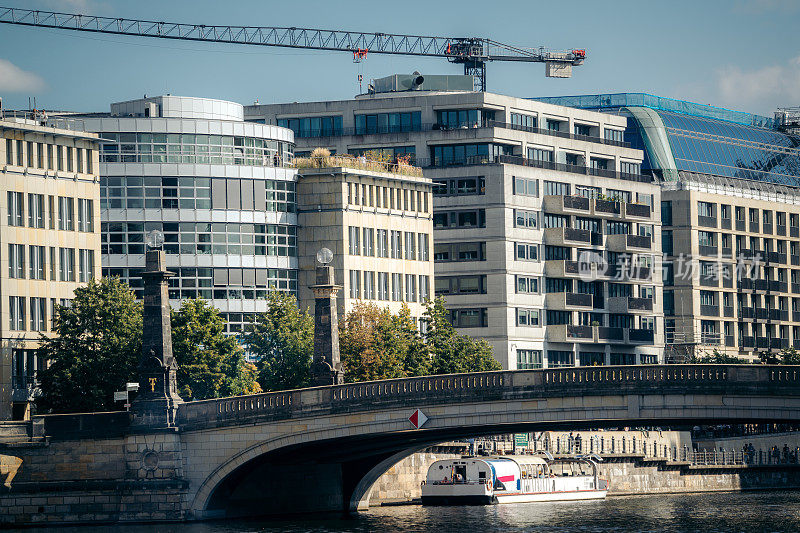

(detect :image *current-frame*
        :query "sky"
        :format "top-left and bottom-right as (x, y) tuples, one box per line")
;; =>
(0, 0), (798, 116)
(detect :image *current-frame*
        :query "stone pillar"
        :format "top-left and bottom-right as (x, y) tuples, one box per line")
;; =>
(310, 265), (343, 386)
(131, 249), (183, 428)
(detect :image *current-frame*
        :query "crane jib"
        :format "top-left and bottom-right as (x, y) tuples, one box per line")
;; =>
(0, 6), (585, 90)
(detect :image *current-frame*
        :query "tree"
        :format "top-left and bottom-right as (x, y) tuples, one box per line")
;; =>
(690, 349), (745, 364)
(422, 297), (501, 374)
(171, 298), (260, 400)
(339, 303), (429, 382)
(779, 347), (800, 365)
(245, 291), (314, 391)
(36, 277), (143, 414)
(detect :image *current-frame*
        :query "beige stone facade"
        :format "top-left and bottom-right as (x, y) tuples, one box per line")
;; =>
(663, 175), (800, 362)
(296, 166), (434, 321)
(0, 118), (101, 420)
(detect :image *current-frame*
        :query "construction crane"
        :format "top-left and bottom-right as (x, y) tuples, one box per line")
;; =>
(0, 6), (586, 92)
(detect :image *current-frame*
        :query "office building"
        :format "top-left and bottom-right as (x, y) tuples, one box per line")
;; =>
(296, 162), (434, 319)
(0, 114), (101, 420)
(246, 77), (664, 369)
(536, 94), (800, 361)
(64, 96), (297, 337)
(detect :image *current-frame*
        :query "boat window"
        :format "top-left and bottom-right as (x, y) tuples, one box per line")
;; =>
(478, 471), (486, 480)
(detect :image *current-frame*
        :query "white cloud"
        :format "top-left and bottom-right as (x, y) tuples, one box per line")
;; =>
(715, 56), (800, 112)
(0, 59), (45, 92)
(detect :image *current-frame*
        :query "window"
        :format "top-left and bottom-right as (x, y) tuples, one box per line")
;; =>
(516, 276), (539, 294)
(418, 234), (429, 261)
(405, 274), (417, 302)
(543, 181), (570, 196)
(26, 141), (33, 167)
(514, 209), (538, 228)
(278, 115), (344, 137)
(354, 111), (421, 134)
(547, 350), (574, 368)
(8, 244), (25, 279)
(662, 201), (672, 225)
(363, 271), (375, 300)
(29, 245), (45, 280)
(436, 108), (493, 129)
(391, 230), (403, 259)
(546, 119), (561, 131)
(30, 298), (47, 332)
(510, 112), (537, 130)
(363, 228), (374, 257)
(517, 349), (542, 369)
(433, 209), (486, 229)
(49, 247), (56, 280)
(391, 273), (402, 301)
(576, 185), (601, 199)
(620, 161), (641, 175)
(7, 191), (23, 226)
(604, 129), (624, 143)
(527, 147), (554, 162)
(78, 249), (95, 282)
(377, 229), (389, 258)
(77, 199), (94, 232)
(513, 176), (539, 197)
(16, 140), (23, 166)
(698, 201), (716, 218)
(348, 226), (360, 255)
(662, 230), (673, 255)
(543, 214), (569, 228)
(5, 139), (12, 165)
(58, 197), (74, 231)
(9, 296), (25, 331)
(546, 310), (572, 325)
(405, 232), (416, 260)
(432, 176), (485, 197)
(59, 247), (75, 282)
(419, 275), (430, 301)
(27, 194), (44, 229)
(66, 147), (73, 171)
(377, 272), (389, 300)
(449, 308), (488, 328)
(434, 242), (486, 262)
(580, 352), (605, 366)
(436, 275), (487, 295)
(700, 290), (716, 306)
(515, 243), (539, 261)
(516, 308), (541, 327)
(349, 270), (361, 299)
(698, 231), (716, 247)
(86, 149), (93, 174)
(610, 353), (636, 365)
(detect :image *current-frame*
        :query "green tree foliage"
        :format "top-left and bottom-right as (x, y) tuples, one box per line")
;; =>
(422, 297), (501, 374)
(171, 298), (261, 400)
(339, 303), (430, 382)
(36, 277), (143, 413)
(779, 347), (800, 365)
(690, 349), (746, 364)
(245, 291), (314, 391)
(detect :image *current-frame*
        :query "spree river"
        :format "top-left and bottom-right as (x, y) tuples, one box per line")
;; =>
(10, 491), (800, 533)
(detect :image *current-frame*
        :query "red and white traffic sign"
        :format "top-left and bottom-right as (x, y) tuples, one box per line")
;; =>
(408, 409), (428, 429)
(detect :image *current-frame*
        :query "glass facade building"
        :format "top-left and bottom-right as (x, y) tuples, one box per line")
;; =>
(70, 96), (297, 336)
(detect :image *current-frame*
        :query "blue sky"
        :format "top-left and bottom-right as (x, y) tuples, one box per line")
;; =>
(0, 0), (798, 115)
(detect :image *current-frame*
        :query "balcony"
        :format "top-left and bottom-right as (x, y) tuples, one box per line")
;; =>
(621, 265), (652, 281)
(547, 324), (594, 343)
(792, 226), (800, 238)
(740, 307), (754, 319)
(627, 328), (655, 344)
(793, 283), (800, 294)
(593, 198), (621, 216)
(700, 274), (719, 287)
(763, 223), (773, 235)
(699, 245), (718, 257)
(606, 233), (651, 252)
(725, 335), (736, 347)
(721, 247), (732, 258)
(794, 311), (800, 322)
(544, 259), (583, 278)
(597, 326), (625, 343)
(625, 203), (651, 219)
(722, 275), (733, 289)
(543, 227), (591, 246)
(792, 255), (800, 266)
(778, 225), (787, 236)
(543, 194), (590, 215)
(736, 220), (746, 231)
(754, 279), (770, 291)
(723, 306), (735, 318)
(545, 292), (594, 311)
(608, 296), (654, 314)
(769, 280), (788, 293)
(721, 218), (732, 230)
(700, 304), (720, 317)
(756, 307), (769, 319)
(750, 221), (760, 233)
(698, 215), (717, 228)
(741, 336), (755, 348)
(769, 309), (789, 321)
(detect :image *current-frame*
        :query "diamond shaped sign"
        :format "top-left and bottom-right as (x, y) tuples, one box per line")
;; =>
(408, 409), (428, 429)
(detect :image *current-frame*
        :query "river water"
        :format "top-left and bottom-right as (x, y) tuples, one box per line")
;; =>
(11, 491), (800, 532)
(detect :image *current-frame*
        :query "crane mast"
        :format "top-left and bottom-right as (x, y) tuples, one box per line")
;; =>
(0, 6), (586, 91)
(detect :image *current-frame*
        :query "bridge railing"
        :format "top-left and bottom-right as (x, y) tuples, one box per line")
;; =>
(175, 365), (800, 429)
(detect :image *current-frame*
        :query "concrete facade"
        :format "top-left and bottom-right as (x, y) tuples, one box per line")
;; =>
(245, 87), (663, 369)
(0, 118), (102, 420)
(662, 176), (800, 362)
(296, 166), (434, 320)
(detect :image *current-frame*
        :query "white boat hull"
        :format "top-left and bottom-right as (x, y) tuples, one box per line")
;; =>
(495, 489), (607, 503)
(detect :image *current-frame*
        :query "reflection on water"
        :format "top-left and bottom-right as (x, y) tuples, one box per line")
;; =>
(11, 491), (800, 533)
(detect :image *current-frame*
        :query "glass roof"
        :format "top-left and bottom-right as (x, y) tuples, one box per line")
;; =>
(657, 110), (800, 186)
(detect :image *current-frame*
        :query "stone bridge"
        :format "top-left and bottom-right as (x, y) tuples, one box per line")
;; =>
(3, 364), (800, 525)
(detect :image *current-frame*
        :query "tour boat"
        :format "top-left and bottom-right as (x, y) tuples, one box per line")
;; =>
(421, 453), (608, 505)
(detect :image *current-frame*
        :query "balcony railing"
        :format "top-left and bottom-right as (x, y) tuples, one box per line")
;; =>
(700, 304), (720, 317)
(594, 199), (621, 215)
(625, 203), (651, 218)
(628, 329), (655, 344)
(698, 215), (717, 228)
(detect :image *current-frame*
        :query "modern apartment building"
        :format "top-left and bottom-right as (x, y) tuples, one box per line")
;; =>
(295, 164), (434, 319)
(0, 115), (101, 420)
(62, 96), (297, 337)
(537, 94), (800, 361)
(245, 77), (664, 369)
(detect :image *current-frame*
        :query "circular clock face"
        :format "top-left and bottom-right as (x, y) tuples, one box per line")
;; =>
(316, 247), (333, 265)
(146, 229), (165, 249)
